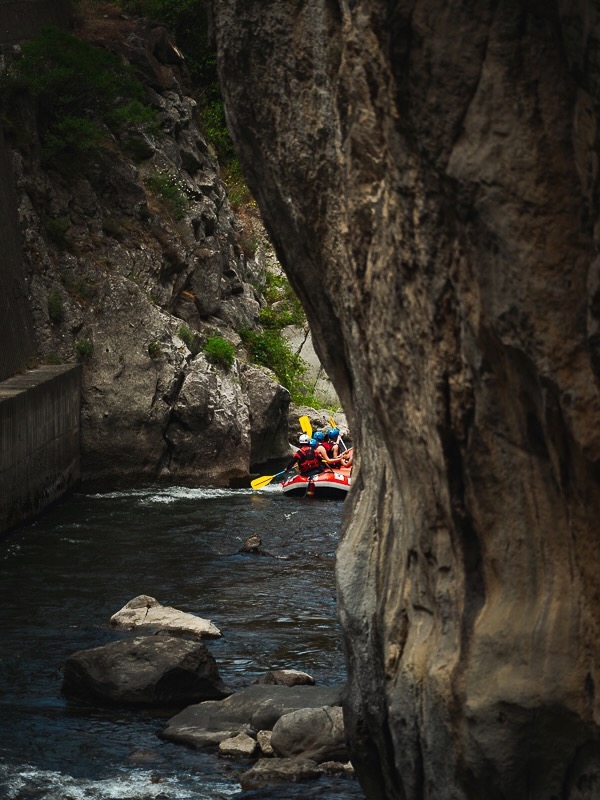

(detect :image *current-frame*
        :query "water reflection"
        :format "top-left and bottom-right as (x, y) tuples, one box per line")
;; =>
(0, 487), (364, 799)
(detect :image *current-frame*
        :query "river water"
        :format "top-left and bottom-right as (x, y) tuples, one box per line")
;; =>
(0, 485), (365, 799)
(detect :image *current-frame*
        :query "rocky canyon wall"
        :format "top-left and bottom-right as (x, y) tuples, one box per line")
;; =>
(211, 2), (600, 798)
(3, 13), (291, 488)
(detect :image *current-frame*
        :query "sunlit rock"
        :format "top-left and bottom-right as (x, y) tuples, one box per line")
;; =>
(110, 594), (221, 639)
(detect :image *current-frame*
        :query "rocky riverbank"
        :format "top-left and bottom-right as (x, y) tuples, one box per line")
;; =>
(3, 12), (291, 489)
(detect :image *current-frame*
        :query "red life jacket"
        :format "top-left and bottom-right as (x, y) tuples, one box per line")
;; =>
(321, 440), (334, 457)
(296, 445), (320, 473)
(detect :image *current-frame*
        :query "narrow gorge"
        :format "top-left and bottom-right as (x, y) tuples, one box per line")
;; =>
(210, 2), (600, 798)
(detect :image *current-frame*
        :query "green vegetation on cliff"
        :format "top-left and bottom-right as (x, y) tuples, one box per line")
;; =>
(240, 273), (324, 407)
(0, 26), (157, 164)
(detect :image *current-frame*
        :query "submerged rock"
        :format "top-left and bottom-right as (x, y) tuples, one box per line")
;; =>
(253, 669), (315, 686)
(239, 758), (321, 790)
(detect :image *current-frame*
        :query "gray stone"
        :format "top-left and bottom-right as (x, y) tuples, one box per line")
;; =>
(110, 595), (221, 639)
(62, 633), (231, 707)
(218, 732), (258, 757)
(161, 684), (345, 747)
(256, 730), (274, 756)
(241, 364), (291, 464)
(239, 757), (321, 791)
(254, 669), (315, 687)
(7, 16), (290, 490)
(271, 705), (348, 763)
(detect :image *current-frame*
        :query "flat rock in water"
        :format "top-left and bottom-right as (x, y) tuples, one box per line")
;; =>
(161, 684), (344, 747)
(110, 594), (221, 639)
(239, 757), (322, 790)
(62, 633), (231, 707)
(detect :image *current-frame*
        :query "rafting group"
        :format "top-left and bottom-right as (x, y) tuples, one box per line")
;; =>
(251, 417), (354, 500)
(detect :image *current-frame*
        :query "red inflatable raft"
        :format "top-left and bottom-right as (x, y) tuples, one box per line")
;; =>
(281, 465), (352, 500)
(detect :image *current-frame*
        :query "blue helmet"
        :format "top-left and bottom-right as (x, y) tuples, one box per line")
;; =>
(327, 428), (339, 439)
(309, 438), (317, 447)
(314, 431), (325, 442)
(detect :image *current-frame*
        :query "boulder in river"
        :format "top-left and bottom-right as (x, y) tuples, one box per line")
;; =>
(62, 633), (231, 707)
(161, 684), (344, 747)
(110, 595), (221, 639)
(270, 705), (348, 763)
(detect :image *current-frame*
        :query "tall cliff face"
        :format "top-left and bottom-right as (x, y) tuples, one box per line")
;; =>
(211, 2), (600, 798)
(3, 14), (290, 488)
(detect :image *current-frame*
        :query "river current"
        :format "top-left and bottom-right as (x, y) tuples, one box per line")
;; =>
(0, 485), (365, 799)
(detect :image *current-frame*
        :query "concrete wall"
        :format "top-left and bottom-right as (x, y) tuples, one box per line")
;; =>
(0, 364), (81, 536)
(0, 127), (35, 380)
(0, 0), (72, 43)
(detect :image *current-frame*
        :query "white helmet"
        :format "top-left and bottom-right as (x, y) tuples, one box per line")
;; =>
(298, 433), (310, 445)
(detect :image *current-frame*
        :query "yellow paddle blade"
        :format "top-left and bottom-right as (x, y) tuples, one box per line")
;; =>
(329, 416), (336, 428)
(299, 415), (312, 437)
(250, 474), (277, 490)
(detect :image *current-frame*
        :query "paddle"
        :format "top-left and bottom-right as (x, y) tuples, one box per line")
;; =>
(299, 415), (313, 437)
(250, 470), (288, 490)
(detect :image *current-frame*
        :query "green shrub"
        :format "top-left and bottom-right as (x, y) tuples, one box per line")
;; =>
(5, 27), (157, 161)
(259, 273), (306, 329)
(199, 100), (236, 162)
(148, 341), (161, 358)
(203, 336), (235, 370)
(239, 327), (309, 400)
(75, 339), (93, 358)
(145, 171), (188, 220)
(45, 216), (70, 248)
(47, 288), (64, 323)
(177, 323), (200, 355)
(61, 273), (96, 304)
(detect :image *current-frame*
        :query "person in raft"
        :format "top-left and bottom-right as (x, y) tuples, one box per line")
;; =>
(326, 427), (342, 458)
(286, 434), (325, 477)
(340, 447), (354, 468)
(313, 431), (346, 468)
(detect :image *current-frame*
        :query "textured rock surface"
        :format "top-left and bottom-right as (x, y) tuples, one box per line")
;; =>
(239, 757), (321, 791)
(6, 14), (289, 488)
(271, 705), (348, 763)
(161, 684), (344, 747)
(110, 594), (221, 639)
(62, 633), (230, 706)
(211, 1), (600, 798)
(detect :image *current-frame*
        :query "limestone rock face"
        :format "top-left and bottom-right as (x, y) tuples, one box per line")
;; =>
(211, 2), (600, 798)
(8, 15), (289, 488)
